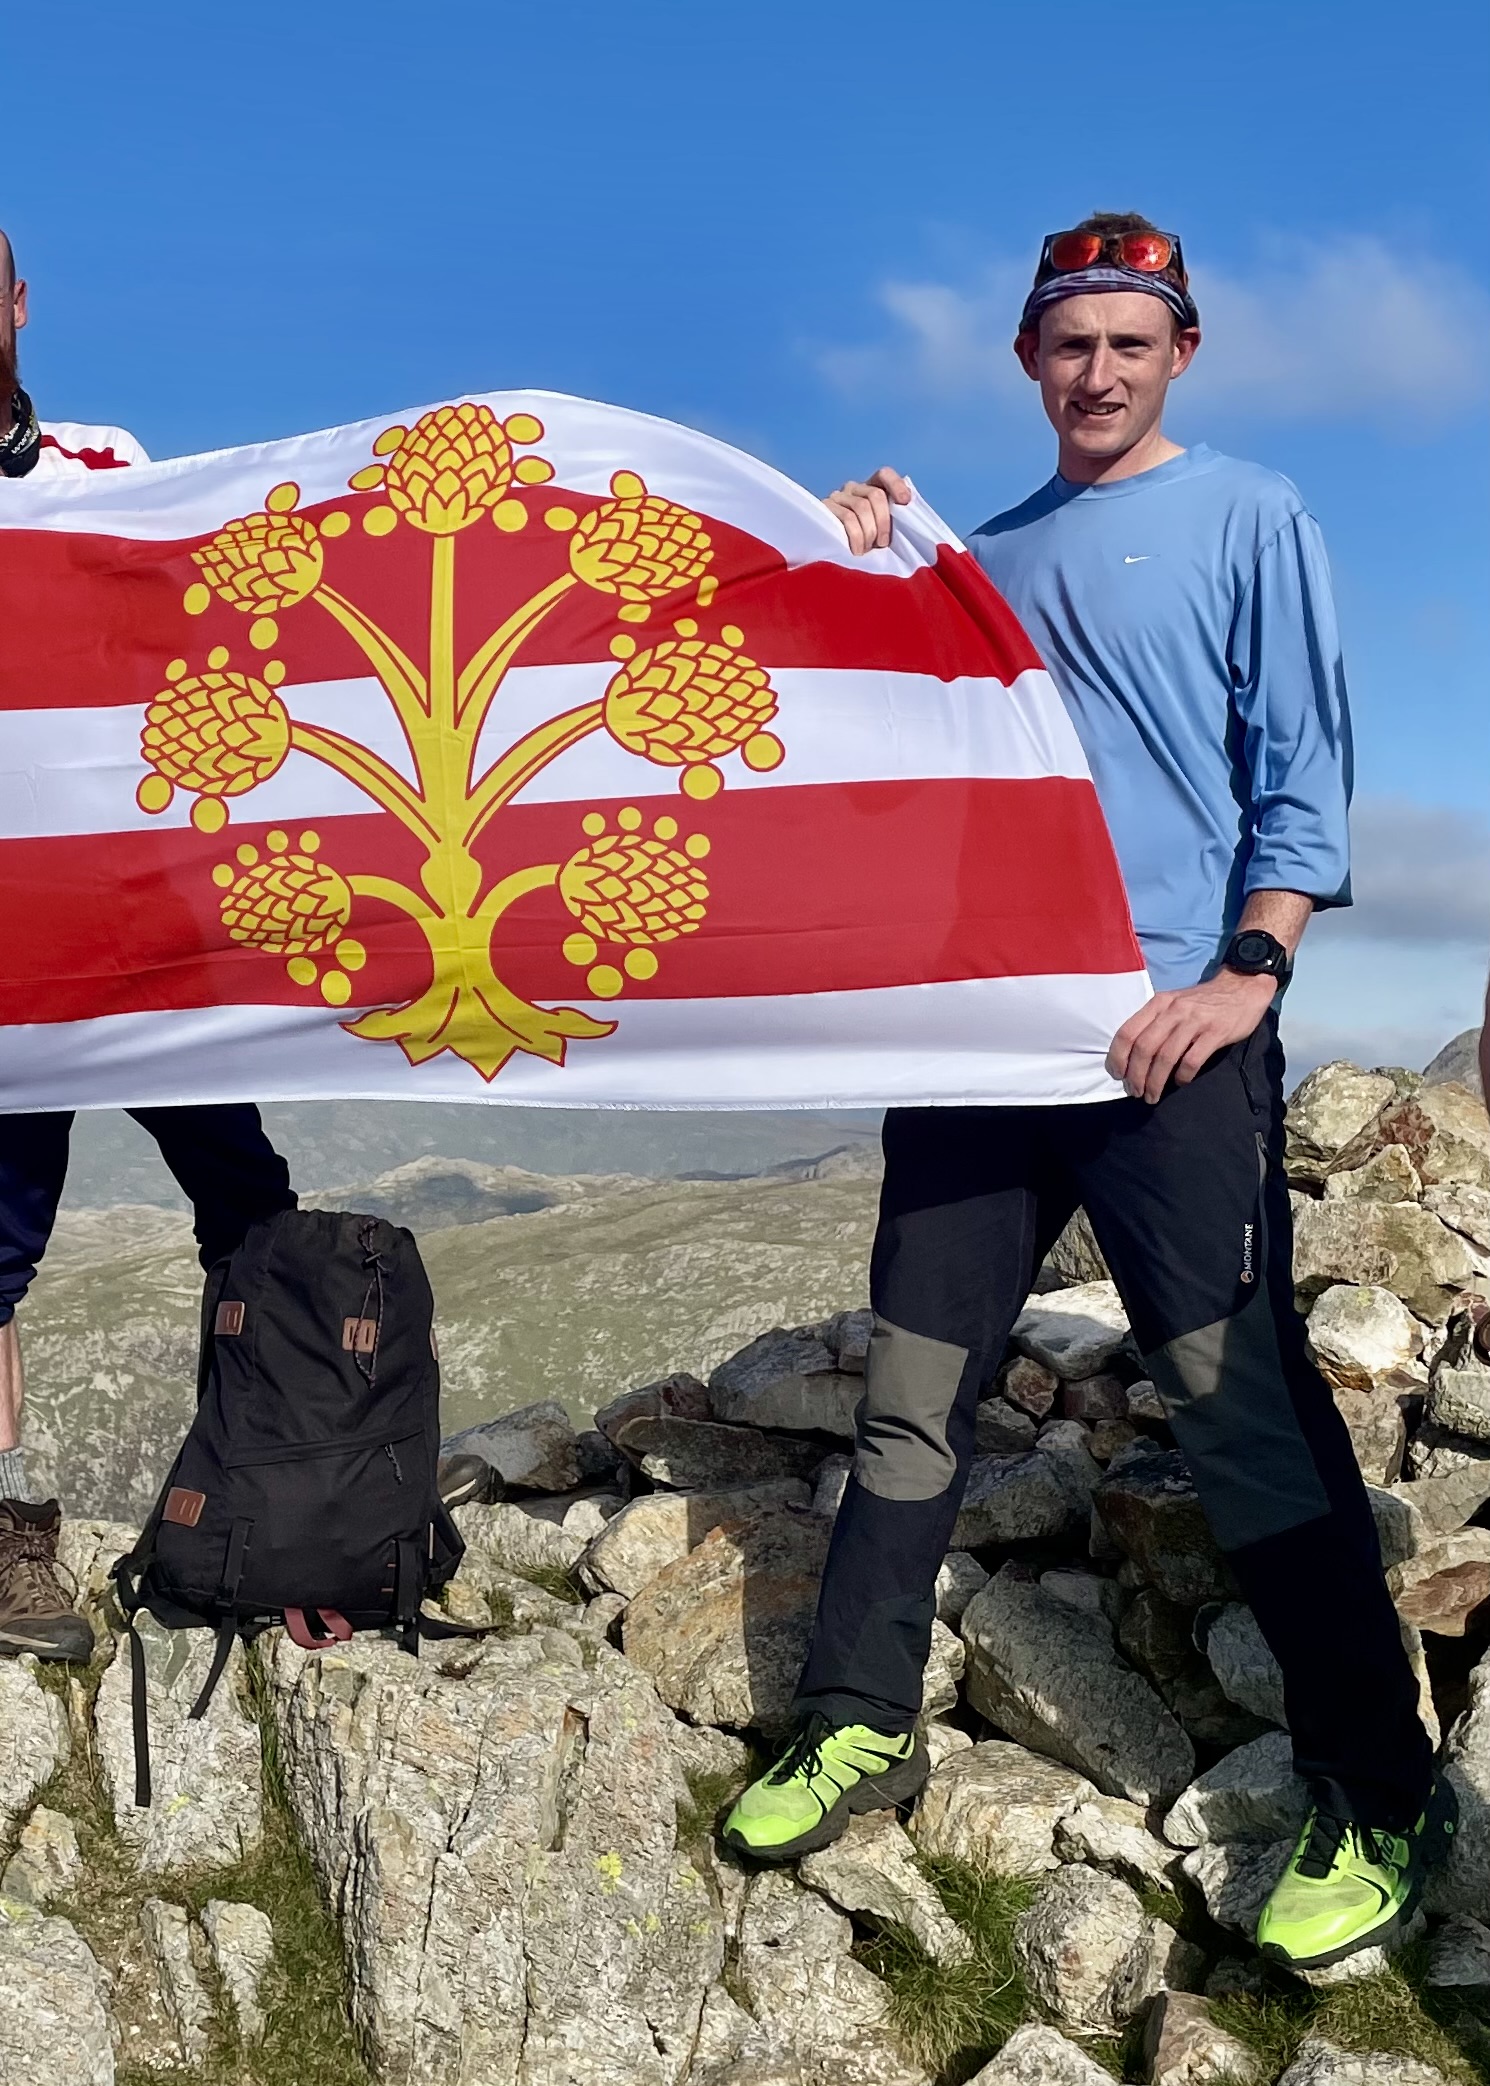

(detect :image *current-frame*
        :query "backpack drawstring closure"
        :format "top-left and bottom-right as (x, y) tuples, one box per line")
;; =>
(355, 1220), (387, 1388)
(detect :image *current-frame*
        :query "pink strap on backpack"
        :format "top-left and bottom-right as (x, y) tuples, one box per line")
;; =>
(283, 1606), (354, 1650)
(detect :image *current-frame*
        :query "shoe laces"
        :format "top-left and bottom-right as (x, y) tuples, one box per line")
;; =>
(0, 1522), (76, 1612)
(1296, 1808), (1393, 1879)
(768, 1713), (835, 1786)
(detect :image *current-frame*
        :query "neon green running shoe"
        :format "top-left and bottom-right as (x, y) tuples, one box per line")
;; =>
(721, 1715), (930, 1862)
(1256, 1774), (1459, 1972)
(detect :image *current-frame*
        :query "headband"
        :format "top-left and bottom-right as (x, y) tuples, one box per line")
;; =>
(1019, 267), (1199, 336)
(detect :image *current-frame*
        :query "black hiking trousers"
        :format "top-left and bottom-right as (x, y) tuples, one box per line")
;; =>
(0, 1106), (296, 1325)
(793, 1013), (1434, 1831)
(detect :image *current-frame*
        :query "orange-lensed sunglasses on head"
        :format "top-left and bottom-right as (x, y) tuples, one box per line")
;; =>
(1038, 228), (1187, 282)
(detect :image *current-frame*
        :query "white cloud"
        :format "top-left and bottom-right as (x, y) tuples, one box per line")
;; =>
(819, 237), (1490, 431)
(1316, 796), (1490, 946)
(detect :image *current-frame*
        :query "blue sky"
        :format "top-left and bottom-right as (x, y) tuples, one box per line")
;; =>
(8, 0), (1488, 1077)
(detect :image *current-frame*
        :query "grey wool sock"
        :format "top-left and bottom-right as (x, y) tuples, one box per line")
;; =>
(0, 1446), (30, 1502)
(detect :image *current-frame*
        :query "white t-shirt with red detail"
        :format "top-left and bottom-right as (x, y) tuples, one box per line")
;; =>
(35, 420), (149, 474)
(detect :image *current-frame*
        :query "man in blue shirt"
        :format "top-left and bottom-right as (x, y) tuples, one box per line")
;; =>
(722, 214), (1453, 1976)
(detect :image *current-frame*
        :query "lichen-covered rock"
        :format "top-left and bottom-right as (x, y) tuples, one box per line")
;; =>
(708, 1327), (861, 1439)
(1424, 1183), (1490, 1262)
(731, 1870), (930, 2085)
(1013, 1864), (1201, 2033)
(265, 1626), (725, 2086)
(1306, 1284), (1425, 1391)
(1045, 1207), (1112, 1286)
(1053, 1795), (1183, 1892)
(1275, 2039), (1452, 2086)
(965, 2022), (1115, 2085)
(960, 1566), (1195, 1805)
(911, 1740), (1096, 1875)
(0, 1661), (70, 1836)
(621, 1506), (959, 1733)
(1001, 1356), (1060, 1420)
(1328, 1082), (1490, 1192)
(441, 1398), (581, 1494)
(454, 1500), (588, 1581)
(141, 1897), (212, 2067)
(1012, 1282), (1132, 1380)
(1181, 1837), (1291, 1934)
(577, 1481), (811, 1598)
(1039, 1567), (1125, 1626)
(1423, 1913), (1490, 1991)
(1393, 1529), (1490, 1636)
(613, 1416), (820, 1490)
(202, 1899), (275, 2044)
(620, 1505), (828, 1731)
(1163, 1732), (1309, 1850)
(1062, 1372), (1127, 1422)
(594, 1373), (711, 1446)
(1427, 1640), (1490, 1919)
(1331, 1388), (1408, 1486)
(935, 1550), (990, 1626)
(1322, 1143), (1422, 1204)
(799, 1812), (968, 1963)
(95, 1615), (262, 1872)
(1119, 1588), (1196, 1684)
(0, 1903), (113, 2085)
(0, 1804), (82, 1910)
(1201, 1605), (1286, 1728)
(1142, 1990), (1262, 2086)
(1291, 1200), (1476, 1322)
(974, 1398), (1039, 1455)
(951, 1430), (1098, 1549)
(1093, 1446), (1236, 1606)
(1427, 1311), (1490, 1444)
(1284, 1064), (1400, 1188)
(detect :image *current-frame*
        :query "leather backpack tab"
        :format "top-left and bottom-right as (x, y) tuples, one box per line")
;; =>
(214, 1301), (245, 1335)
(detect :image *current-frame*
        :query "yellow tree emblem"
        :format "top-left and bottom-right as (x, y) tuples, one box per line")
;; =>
(134, 405), (785, 1079)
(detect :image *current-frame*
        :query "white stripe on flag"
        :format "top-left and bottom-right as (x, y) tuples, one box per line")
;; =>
(0, 666), (1087, 840)
(0, 972), (1148, 1114)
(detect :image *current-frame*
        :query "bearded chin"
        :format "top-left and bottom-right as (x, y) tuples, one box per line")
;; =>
(0, 335), (16, 406)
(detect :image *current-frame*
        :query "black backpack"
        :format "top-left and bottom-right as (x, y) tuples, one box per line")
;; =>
(113, 1208), (468, 1802)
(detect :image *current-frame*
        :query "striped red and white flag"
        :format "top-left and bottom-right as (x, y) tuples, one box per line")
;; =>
(0, 393), (1149, 1113)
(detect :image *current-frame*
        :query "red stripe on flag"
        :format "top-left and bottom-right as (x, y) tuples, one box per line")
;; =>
(0, 491), (1041, 714)
(0, 777), (1140, 1027)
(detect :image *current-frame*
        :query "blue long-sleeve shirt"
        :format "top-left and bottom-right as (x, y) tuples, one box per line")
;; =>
(967, 444), (1353, 991)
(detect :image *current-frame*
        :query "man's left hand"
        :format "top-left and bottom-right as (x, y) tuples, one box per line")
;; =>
(1107, 970), (1278, 1104)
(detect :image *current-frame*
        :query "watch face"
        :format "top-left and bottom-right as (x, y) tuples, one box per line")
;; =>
(1233, 932), (1275, 967)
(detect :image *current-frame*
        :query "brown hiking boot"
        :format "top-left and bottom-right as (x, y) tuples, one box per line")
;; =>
(0, 1499), (96, 1662)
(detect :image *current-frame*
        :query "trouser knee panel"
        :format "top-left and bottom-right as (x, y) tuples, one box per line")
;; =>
(853, 1314), (967, 1502)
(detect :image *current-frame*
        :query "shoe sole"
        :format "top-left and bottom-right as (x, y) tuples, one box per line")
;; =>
(0, 1620), (96, 1662)
(721, 1736), (931, 1865)
(1257, 1775), (1460, 1973)
(439, 1476), (492, 1511)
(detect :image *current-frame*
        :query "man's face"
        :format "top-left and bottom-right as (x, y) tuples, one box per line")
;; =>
(1015, 290), (1198, 463)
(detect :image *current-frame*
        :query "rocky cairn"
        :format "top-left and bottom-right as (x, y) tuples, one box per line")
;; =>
(5, 1063), (1490, 2083)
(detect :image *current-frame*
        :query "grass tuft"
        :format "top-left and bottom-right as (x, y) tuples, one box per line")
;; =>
(1212, 1945), (1490, 2086)
(676, 1765), (750, 1850)
(513, 1561), (585, 1604)
(33, 1640), (371, 2086)
(855, 1856), (1037, 2084)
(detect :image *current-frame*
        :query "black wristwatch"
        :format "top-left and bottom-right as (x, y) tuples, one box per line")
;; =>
(1223, 929), (1292, 986)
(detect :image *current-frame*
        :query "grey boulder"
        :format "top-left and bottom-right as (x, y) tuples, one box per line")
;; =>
(1013, 1864), (1203, 2033)
(960, 1565), (1195, 1805)
(708, 1327), (862, 1439)
(442, 1397), (581, 1494)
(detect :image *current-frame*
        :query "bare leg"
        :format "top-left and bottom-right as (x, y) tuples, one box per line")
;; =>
(0, 1319), (21, 1454)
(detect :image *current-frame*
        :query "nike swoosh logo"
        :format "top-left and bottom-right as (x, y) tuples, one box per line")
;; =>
(1124, 555), (1151, 564)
